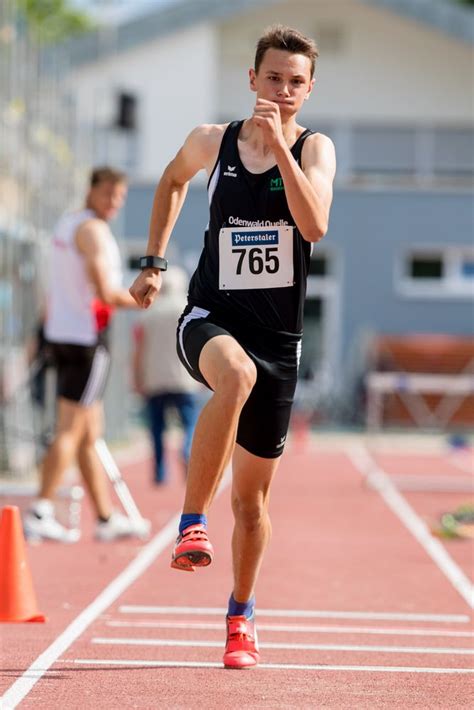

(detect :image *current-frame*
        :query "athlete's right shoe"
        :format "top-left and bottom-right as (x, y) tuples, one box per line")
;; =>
(223, 614), (260, 669)
(170, 523), (214, 571)
(23, 504), (80, 543)
(94, 511), (149, 542)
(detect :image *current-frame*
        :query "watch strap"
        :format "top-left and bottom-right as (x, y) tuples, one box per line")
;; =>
(139, 255), (168, 271)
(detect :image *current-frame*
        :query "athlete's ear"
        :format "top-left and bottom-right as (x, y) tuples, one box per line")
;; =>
(249, 67), (257, 93)
(305, 77), (315, 100)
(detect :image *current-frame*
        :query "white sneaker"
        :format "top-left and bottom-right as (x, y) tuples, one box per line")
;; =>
(23, 500), (81, 543)
(94, 511), (150, 542)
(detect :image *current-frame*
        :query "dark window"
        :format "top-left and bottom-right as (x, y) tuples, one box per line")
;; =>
(128, 256), (141, 270)
(309, 255), (327, 276)
(304, 297), (322, 318)
(116, 92), (137, 131)
(409, 256), (443, 279)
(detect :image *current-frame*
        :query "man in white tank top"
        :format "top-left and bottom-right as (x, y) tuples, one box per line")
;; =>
(24, 167), (141, 543)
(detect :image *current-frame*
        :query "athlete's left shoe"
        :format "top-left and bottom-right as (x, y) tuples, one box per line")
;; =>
(223, 614), (260, 669)
(23, 509), (81, 543)
(170, 524), (214, 571)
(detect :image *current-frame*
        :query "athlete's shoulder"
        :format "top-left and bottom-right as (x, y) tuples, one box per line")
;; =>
(193, 122), (229, 137)
(187, 123), (229, 149)
(305, 131), (335, 151)
(75, 217), (109, 253)
(77, 216), (108, 235)
(181, 123), (230, 172)
(301, 131), (336, 169)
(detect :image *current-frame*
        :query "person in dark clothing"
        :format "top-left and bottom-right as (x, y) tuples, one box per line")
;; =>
(130, 24), (336, 668)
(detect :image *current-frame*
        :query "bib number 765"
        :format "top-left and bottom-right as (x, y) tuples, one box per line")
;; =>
(232, 247), (280, 275)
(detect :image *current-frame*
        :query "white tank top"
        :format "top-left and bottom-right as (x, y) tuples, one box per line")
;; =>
(45, 209), (123, 345)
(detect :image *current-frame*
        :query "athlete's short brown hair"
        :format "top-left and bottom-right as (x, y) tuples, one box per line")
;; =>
(255, 25), (318, 78)
(89, 166), (127, 187)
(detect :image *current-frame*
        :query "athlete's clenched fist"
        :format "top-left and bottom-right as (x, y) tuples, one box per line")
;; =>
(252, 98), (285, 149)
(129, 269), (162, 308)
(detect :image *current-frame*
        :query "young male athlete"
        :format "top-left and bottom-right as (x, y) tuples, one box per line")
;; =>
(130, 25), (336, 668)
(25, 167), (142, 543)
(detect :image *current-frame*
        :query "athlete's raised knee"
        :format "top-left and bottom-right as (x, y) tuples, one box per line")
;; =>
(216, 357), (257, 403)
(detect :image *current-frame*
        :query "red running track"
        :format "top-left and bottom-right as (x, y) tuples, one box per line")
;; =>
(1, 434), (473, 709)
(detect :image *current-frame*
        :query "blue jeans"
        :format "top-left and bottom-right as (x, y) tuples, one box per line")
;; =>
(146, 392), (198, 483)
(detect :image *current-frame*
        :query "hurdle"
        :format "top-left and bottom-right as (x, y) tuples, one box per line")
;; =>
(364, 370), (474, 494)
(366, 371), (474, 432)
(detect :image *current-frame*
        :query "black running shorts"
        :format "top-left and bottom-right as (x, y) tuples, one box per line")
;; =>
(176, 305), (300, 458)
(47, 341), (111, 405)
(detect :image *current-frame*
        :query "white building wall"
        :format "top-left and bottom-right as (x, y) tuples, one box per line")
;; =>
(217, 0), (473, 124)
(66, 23), (218, 181)
(64, 1), (472, 182)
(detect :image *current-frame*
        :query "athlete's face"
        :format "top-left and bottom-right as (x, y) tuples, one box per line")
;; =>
(87, 180), (127, 221)
(250, 48), (314, 116)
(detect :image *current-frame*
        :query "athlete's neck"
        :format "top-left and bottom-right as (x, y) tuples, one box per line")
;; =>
(84, 201), (107, 222)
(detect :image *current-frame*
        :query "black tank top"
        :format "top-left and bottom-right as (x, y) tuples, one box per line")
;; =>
(187, 120), (313, 337)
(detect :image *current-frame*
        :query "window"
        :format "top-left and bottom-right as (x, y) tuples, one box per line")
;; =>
(309, 255), (328, 276)
(397, 247), (474, 298)
(409, 256), (443, 280)
(128, 256), (142, 270)
(461, 258), (474, 279)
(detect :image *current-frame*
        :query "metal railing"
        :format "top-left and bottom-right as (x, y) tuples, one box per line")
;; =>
(0, 1), (90, 476)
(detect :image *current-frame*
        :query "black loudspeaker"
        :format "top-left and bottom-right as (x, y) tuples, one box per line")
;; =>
(116, 92), (137, 131)
(128, 256), (141, 270)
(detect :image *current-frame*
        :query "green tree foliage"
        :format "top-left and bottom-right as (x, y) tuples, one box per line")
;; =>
(15, 0), (94, 45)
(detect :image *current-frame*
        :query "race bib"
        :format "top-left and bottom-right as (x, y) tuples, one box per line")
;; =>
(219, 226), (294, 290)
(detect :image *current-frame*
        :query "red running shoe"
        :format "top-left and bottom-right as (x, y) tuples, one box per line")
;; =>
(170, 524), (214, 571)
(223, 615), (260, 669)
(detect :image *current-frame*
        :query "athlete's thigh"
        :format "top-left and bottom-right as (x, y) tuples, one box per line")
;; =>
(55, 397), (88, 437)
(176, 308), (255, 392)
(231, 443), (281, 505)
(236, 361), (297, 459)
(53, 342), (110, 405)
(198, 334), (256, 392)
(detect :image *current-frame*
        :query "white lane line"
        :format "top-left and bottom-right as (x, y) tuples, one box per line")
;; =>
(67, 659), (474, 674)
(348, 443), (474, 610)
(106, 620), (474, 638)
(1, 464), (234, 709)
(91, 637), (474, 655)
(0, 514), (179, 709)
(118, 605), (470, 623)
(448, 454), (474, 475)
(386, 475), (473, 492)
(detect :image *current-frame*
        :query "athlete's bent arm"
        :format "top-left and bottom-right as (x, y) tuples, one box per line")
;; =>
(252, 98), (335, 242)
(76, 220), (137, 307)
(274, 132), (336, 243)
(129, 124), (224, 308)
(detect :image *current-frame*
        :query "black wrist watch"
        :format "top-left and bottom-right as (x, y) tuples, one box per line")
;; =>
(139, 255), (168, 271)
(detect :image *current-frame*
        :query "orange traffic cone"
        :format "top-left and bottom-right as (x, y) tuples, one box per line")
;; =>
(290, 410), (311, 451)
(0, 505), (46, 622)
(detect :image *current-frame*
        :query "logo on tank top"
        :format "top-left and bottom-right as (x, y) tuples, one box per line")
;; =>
(224, 165), (237, 178)
(270, 177), (284, 192)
